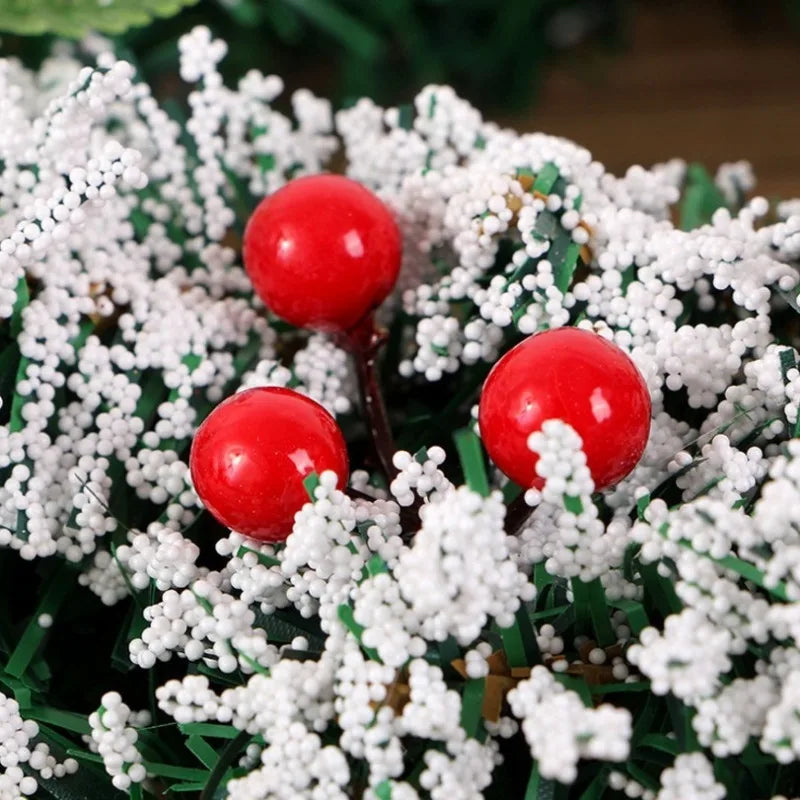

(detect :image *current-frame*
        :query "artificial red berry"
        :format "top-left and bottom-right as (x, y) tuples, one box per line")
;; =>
(189, 387), (349, 542)
(243, 174), (402, 334)
(478, 328), (651, 491)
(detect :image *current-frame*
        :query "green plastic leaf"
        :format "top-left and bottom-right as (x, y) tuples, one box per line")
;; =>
(665, 694), (698, 751)
(25, 706), (90, 735)
(578, 766), (610, 799)
(460, 678), (485, 738)
(533, 211), (559, 239)
(0, 674), (32, 709)
(553, 240), (581, 293)
(0, 0), (201, 37)
(281, 0), (384, 61)
(10, 275), (29, 339)
(374, 780), (392, 800)
(636, 492), (651, 521)
(625, 762), (660, 792)
(563, 494), (584, 515)
(437, 636), (462, 679)
(65, 749), (104, 765)
(495, 606), (540, 667)
(364, 553), (389, 577)
(525, 763), (564, 800)
(396, 104), (414, 131)
(609, 599), (649, 635)
(533, 163), (560, 195)
(24, 761), (121, 800)
(663, 529), (790, 602)
(571, 577), (615, 647)
(6, 563), (74, 679)
(552, 673), (593, 707)
(679, 163), (726, 231)
(179, 722), (243, 739)
(254, 608), (325, 650)
(453, 428), (490, 497)
(338, 604), (381, 662)
(640, 563), (682, 617)
(141, 760), (209, 781)
(303, 472), (321, 499)
(167, 782), (208, 793)
(186, 735), (219, 769)
(637, 733), (680, 755)
(236, 545), (281, 568)
(8, 356), (31, 433)
(590, 680), (651, 695)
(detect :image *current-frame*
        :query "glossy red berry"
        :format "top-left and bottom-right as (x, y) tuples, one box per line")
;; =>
(243, 174), (402, 334)
(189, 387), (349, 542)
(478, 328), (651, 491)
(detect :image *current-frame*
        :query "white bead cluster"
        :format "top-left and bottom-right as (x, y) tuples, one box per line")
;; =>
(655, 753), (725, 800)
(507, 665), (631, 783)
(292, 335), (355, 416)
(518, 419), (629, 581)
(334, 634), (403, 775)
(78, 548), (131, 605)
(281, 472), (371, 627)
(239, 337), (356, 419)
(393, 155), (590, 378)
(88, 692), (148, 791)
(222, 655), (337, 736)
(418, 738), (500, 800)
(115, 521), (200, 591)
(761, 670), (800, 763)
(399, 659), (463, 741)
(389, 446), (449, 507)
(715, 160), (755, 206)
(129, 577), (280, 673)
(391, 486), (535, 645)
(8, 23), (800, 799)
(675, 433), (765, 504)
(627, 609), (732, 703)
(0, 692), (78, 798)
(225, 725), (350, 800)
(694, 675), (778, 757)
(608, 771), (655, 800)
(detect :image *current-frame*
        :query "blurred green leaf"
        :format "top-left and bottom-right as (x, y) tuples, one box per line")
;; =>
(0, 0), (200, 38)
(679, 162), (727, 231)
(281, 0), (384, 61)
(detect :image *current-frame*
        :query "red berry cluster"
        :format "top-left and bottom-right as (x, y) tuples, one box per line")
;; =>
(190, 175), (651, 543)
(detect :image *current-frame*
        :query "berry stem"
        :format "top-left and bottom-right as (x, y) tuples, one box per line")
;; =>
(338, 315), (398, 483)
(339, 315), (424, 538)
(505, 492), (533, 537)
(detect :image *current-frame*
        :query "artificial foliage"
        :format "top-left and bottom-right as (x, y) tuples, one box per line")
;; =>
(0, 0), (624, 109)
(3, 24), (800, 800)
(0, 0), (200, 37)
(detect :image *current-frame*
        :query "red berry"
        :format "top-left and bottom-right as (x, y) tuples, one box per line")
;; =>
(189, 387), (349, 542)
(478, 328), (651, 491)
(243, 174), (402, 334)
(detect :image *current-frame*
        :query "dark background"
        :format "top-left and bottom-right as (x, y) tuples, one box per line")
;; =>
(514, 0), (800, 198)
(2, 0), (799, 193)
(142, 0), (800, 197)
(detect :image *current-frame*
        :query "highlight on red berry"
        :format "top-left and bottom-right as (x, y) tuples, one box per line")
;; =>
(478, 327), (651, 492)
(189, 387), (349, 542)
(243, 174), (402, 334)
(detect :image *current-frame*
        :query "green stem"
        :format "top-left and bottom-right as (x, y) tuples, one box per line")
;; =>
(199, 728), (251, 800)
